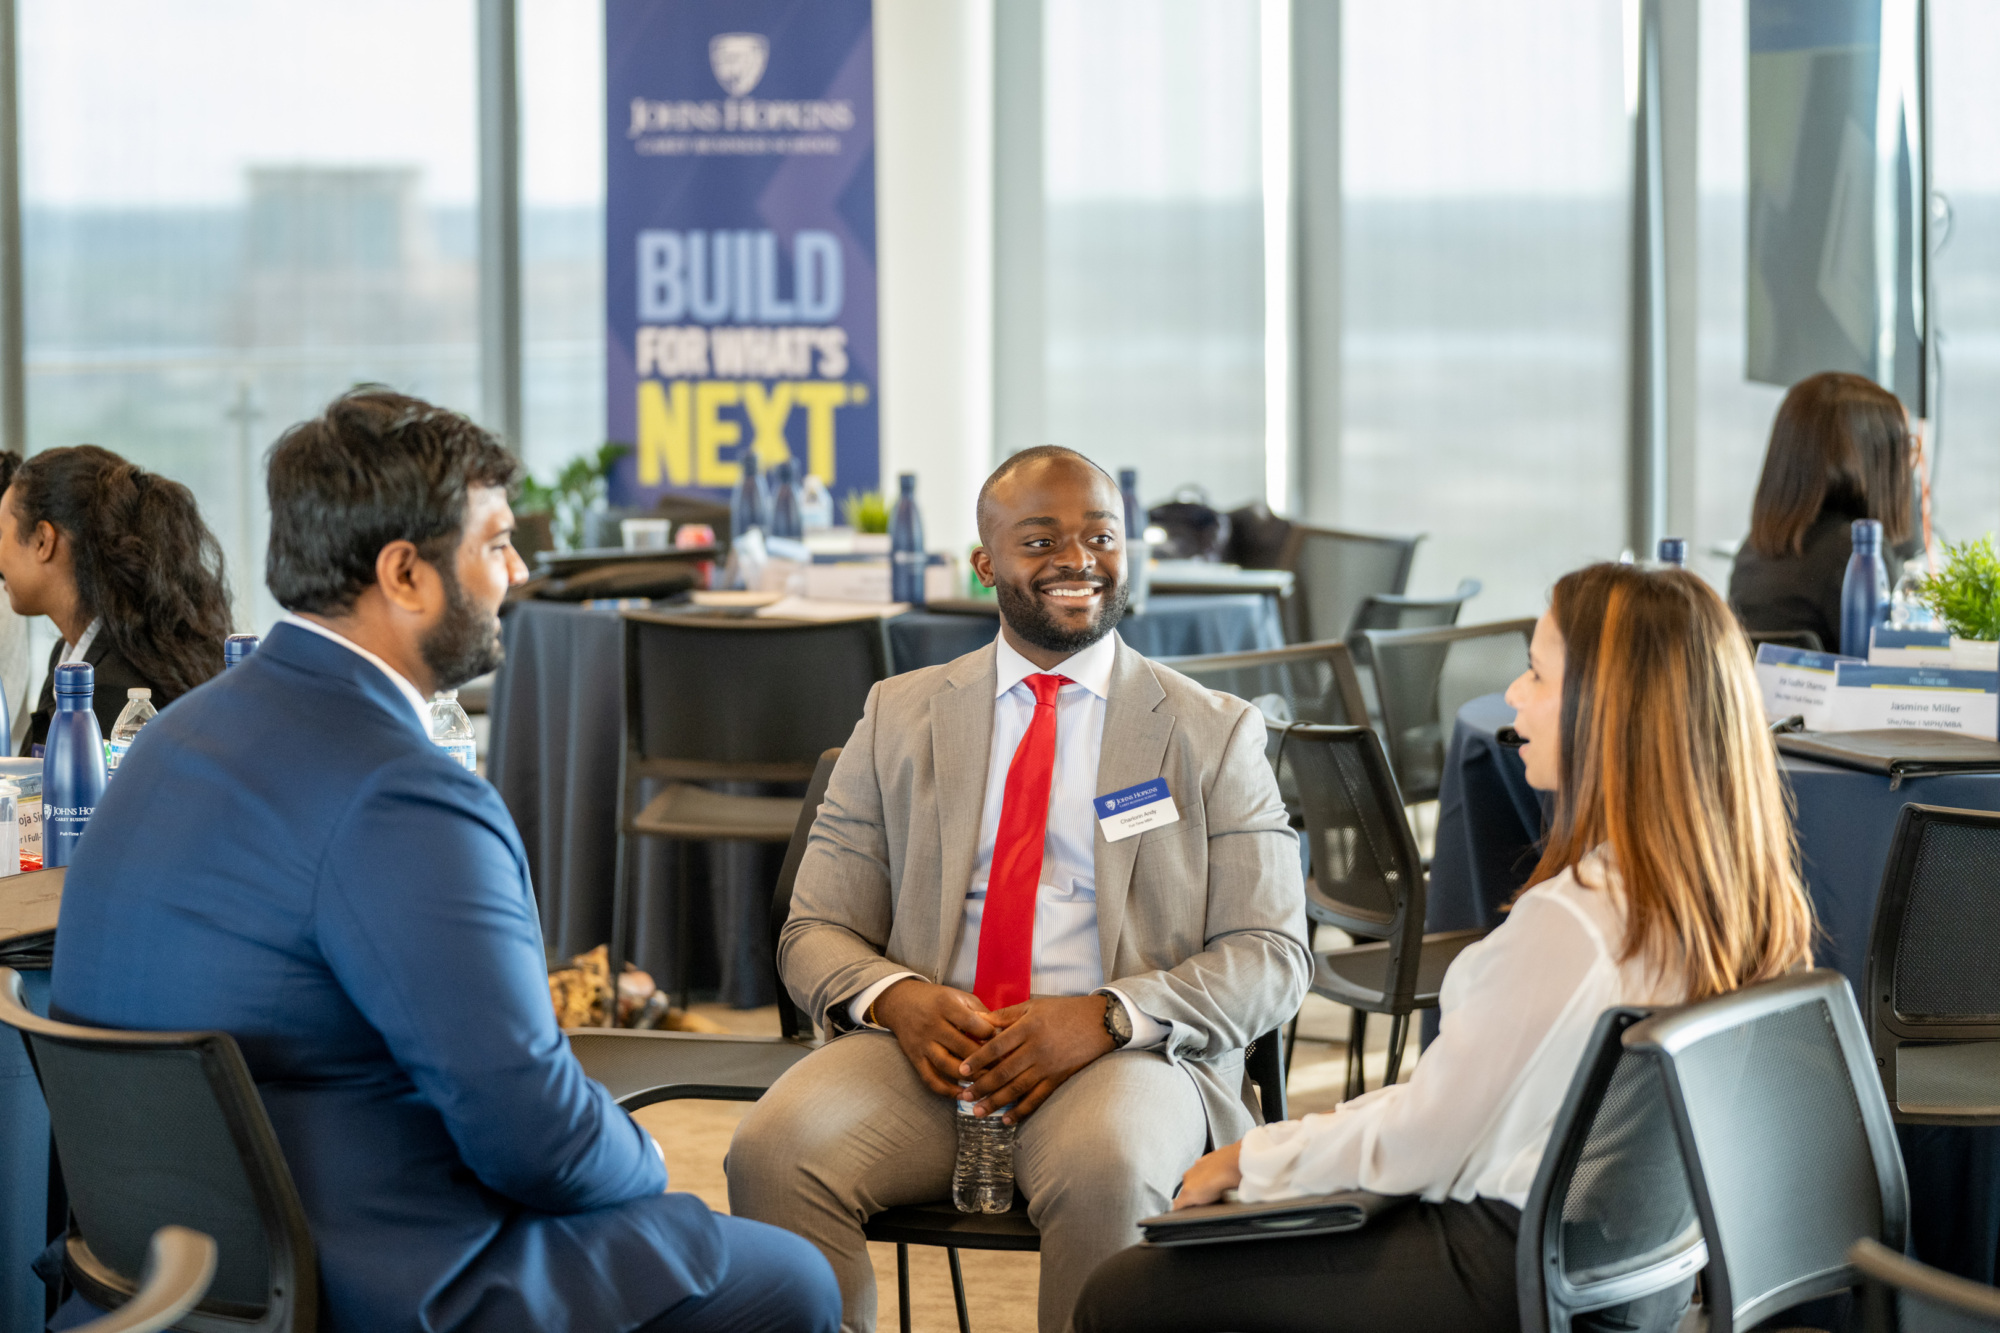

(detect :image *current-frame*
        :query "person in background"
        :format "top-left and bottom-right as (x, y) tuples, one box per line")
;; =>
(0, 453), (35, 749)
(1729, 371), (1915, 652)
(0, 445), (233, 751)
(1072, 563), (1817, 1333)
(49, 390), (838, 1333)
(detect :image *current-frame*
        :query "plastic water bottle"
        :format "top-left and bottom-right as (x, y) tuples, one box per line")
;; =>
(1656, 537), (1687, 567)
(767, 459), (803, 540)
(1841, 519), (1891, 659)
(890, 473), (926, 606)
(428, 691), (477, 772)
(1890, 560), (1938, 630)
(799, 473), (835, 530)
(224, 634), (259, 668)
(952, 1090), (1016, 1214)
(104, 688), (155, 776)
(731, 451), (768, 542)
(1119, 468), (1144, 537)
(44, 663), (105, 868)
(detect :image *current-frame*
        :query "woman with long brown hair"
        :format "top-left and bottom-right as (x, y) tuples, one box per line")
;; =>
(1730, 370), (1914, 651)
(1072, 564), (1816, 1333)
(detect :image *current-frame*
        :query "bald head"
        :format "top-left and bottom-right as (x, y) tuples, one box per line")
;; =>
(969, 446), (1129, 667)
(975, 446), (1118, 545)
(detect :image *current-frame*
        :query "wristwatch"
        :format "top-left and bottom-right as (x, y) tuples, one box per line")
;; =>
(1102, 994), (1133, 1049)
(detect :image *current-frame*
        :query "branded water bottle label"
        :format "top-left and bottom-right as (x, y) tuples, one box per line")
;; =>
(438, 740), (477, 772)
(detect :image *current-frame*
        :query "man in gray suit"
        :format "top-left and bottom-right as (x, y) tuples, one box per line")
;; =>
(729, 447), (1310, 1333)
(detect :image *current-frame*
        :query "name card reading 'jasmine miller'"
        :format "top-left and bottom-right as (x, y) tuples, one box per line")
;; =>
(1096, 779), (1179, 843)
(1826, 663), (2000, 739)
(1755, 643), (1862, 731)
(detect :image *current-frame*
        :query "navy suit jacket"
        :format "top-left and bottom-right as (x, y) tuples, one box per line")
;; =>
(52, 623), (724, 1332)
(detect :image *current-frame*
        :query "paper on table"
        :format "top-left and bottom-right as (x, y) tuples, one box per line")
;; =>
(754, 595), (909, 622)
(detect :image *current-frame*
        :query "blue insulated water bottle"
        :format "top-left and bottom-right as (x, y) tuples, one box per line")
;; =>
(731, 450), (768, 541)
(44, 662), (105, 868)
(768, 459), (803, 540)
(224, 634), (260, 668)
(1119, 469), (1144, 537)
(1840, 519), (1890, 659)
(890, 473), (927, 605)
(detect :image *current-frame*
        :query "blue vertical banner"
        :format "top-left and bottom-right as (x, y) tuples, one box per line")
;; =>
(605, 0), (877, 509)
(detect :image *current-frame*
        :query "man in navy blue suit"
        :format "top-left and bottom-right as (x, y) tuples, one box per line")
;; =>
(50, 389), (838, 1332)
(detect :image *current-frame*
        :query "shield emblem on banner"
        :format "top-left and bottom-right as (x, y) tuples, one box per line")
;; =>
(709, 33), (769, 97)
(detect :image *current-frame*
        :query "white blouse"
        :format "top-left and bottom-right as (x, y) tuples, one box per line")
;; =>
(1238, 851), (1687, 1209)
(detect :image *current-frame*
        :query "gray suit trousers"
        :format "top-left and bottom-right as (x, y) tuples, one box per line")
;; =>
(728, 1031), (1210, 1333)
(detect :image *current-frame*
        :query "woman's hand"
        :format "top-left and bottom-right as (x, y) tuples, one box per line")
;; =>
(1173, 1141), (1244, 1209)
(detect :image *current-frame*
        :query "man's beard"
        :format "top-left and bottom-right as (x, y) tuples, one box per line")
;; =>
(421, 565), (505, 691)
(993, 571), (1129, 657)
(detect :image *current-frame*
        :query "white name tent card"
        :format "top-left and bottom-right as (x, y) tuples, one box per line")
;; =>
(1826, 663), (2000, 740)
(1755, 643), (1860, 731)
(1869, 628), (1954, 667)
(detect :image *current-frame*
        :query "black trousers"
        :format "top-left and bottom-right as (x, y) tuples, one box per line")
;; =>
(1072, 1198), (1694, 1333)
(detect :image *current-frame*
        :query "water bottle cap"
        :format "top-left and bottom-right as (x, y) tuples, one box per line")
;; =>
(127, 688), (150, 700)
(1852, 518), (1884, 552)
(1119, 468), (1138, 487)
(53, 662), (93, 696)
(1656, 537), (1687, 563)
(774, 459), (793, 482)
(436, 690), (458, 701)
(899, 473), (917, 493)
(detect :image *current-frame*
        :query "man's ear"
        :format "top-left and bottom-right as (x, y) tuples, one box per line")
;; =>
(970, 546), (995, 589)
(372, 539), (434, 615)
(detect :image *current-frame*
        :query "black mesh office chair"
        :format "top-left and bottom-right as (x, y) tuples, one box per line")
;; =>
(1346, 579), (1482, 670)
(1863, 803), (2000, 1123)
(1852, 1237), (2000, 1332)
(0, 968), (318, 1332)
(1364, 618), (1536, 805)
(1277, 524), (1422, 645)
(1271, 723), (1484, 1096)
(71, 1227), (218, 1333)
(862, 1032), (1291, 1333)
(1747, 628), (1825, 654)
(610, 611), (890, 1007)
(1158, 640), (1370, 729)
(1517, 1008), (1706, 1333)
(1626, 970), (1909, 1331)
(569, 749), (836, 1108)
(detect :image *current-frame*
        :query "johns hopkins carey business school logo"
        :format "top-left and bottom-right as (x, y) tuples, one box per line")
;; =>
(709, 33), (769, 96)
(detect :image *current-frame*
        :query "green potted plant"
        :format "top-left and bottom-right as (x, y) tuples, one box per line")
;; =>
(1917, 535), (2000, 669)
(513, 443), (631, 555)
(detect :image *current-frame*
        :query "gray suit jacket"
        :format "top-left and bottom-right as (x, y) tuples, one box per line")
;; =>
(780, 634), (1311, 1144)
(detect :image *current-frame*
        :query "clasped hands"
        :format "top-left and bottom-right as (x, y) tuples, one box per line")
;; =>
(870, 978), (1114, 1124)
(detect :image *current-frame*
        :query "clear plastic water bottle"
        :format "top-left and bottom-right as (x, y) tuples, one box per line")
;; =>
(731, 451), (768, 542)
(104, 688), (156, 776)
(767, 459), (803, 540)
(1119, 468), (1144, 537)
(1890, 559), (1937, 630)
(428, 691), (477, 772)
(799, 473), (835, 530)
(224, 634), (259, 668)
(44, 662), (105, 868)
(1841, 519), (1890, 659)
(890, 473), (926, 606)
(1656, 537), (1687, 567)
(952, 1090), (1016, 1214)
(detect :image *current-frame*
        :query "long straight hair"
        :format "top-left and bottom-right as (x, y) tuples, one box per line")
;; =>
(1526, 564), (1815, 1000)
(1747, 371), (1912, 558)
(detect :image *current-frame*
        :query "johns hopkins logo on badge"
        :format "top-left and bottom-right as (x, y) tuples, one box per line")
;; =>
(1103, 798), (1116, 813)
(709, 33), (769, 96)
(1096, 779), (1178, 843)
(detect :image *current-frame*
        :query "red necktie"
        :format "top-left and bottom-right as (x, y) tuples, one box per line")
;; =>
(973, 673), (1071, 1010)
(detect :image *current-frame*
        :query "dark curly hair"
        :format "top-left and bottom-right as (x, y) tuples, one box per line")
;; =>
(265, 387), (522, 615)
(7, 445), (234, 701)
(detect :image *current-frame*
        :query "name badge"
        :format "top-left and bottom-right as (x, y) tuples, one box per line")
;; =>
(1096, 779), (1178, 843)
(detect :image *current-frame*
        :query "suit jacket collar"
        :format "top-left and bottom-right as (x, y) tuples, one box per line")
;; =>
(927, 632), (1172, 980)
(259, 622), (432, 743)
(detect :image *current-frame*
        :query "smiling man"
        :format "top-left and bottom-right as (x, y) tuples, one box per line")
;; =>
(50, 390), (837, 1333)
(728, 446), (1310, 1333)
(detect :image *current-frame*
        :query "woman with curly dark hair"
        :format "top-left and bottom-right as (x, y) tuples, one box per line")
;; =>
(0, 445), (234, 752)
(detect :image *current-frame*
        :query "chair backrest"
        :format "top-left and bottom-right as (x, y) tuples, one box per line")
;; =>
(1157, 640), (1370, 729)
(1363, 618), (1535, 804)
(1277, 524), (1422, 645)
(769, 748), (842, 1042)
(1748, 628), (1824, 654)
(0, 968), (317, 1333)
(1626, 970), (1909, 1331)
(1346, 579), (1481, 667)
(73, 1226), (219, 1333)
(1517, 1007), (1706, 1333)
(1267, 723), (1424, 995)
(1245, 1027), (1288, 1124)
(621, 611), (890, 781)
(1851, 1236), (2000, 1333)
(1863, 803), (2000, 1123)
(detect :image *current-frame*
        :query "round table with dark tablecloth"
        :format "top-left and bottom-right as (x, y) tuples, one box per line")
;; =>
(486, 593), (1284, 1008)
(1428, 691), (2000, 1283)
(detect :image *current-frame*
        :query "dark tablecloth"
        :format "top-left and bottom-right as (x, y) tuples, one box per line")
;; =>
(487, 594), (1283, 1008)
(1428, 692), (2000, 1282)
